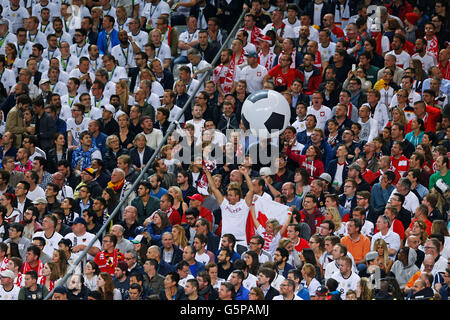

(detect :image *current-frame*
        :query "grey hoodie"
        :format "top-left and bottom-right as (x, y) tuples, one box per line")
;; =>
(390, 248), (419, 289)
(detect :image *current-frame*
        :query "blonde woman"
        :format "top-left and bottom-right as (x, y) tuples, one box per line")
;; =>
(160, 144), (181, 173)
(115, 80), (134, 113)
(171, 224), (188, 250)
(324, 207), (345, 236)
(386, 107), (408, 128)
(373, 238), (393, 273)
(168, 186), (188, 216)
(300, 263), (321, 297)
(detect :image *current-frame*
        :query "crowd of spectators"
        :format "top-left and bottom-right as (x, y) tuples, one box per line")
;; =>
(0, 0), (448, 301)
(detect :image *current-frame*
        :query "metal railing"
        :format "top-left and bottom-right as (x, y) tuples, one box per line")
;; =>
(44, 9), (248, 299)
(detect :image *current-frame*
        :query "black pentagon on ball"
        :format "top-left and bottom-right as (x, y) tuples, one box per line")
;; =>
(264, 112), (285, 131)
(241, 113), (250, 130)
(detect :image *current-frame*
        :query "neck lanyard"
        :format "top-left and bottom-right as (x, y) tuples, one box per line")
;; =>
(90, 58), (98, 72)
(76, 44), (84, 58)
(68, 95), (76, 108)
(118, 20), (127, 31)
(61, 55), (70, 71)
(105, 32), (112, 54)
(121, 45), (130, 64)
(149, 4), (156, 18)
(96, 96), (103, 109)
(47, 49), (56, 61)
(40, 23), (49, 34)
(28, 32), (37, 42)
(0, 32), (9, 48)
(108, 66), (116, 80)
(18, 44), (25, 59)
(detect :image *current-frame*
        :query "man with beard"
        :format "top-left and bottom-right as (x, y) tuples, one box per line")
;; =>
(111, 30), (137, 72)
(66, 274), (91, 300)
(216, 248), (233, 280)
(213, 49), (237, 97)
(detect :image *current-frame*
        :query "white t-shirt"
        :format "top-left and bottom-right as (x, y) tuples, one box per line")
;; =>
(111, 44), (136, 68)
(3, 6), (29, 33)
(0, 285), (20, 300)
(0, 68), (16, 93)
(306, 105), (332, 130)
(318, 42), (336, 63)
(33, 231), (63, 258)
(178, 30), (199, 57)
(195, 252), (211, 265)
(26, 186), (45, 202)
(67, 117), (91, 147)
(262, 24), (296, 39)
(411, 53), (436, 74)
(239, 64), (268, 94)
(0, 32), (17, 56)
(128, 30), (149, 51)
(64, 231), (101, 261)
(331, 270), (360, 300)
(386, 50), (410, 69)
(142, 1), (171, 29)
(220, 198), (249, 245)
(371, 230), (401, 256)
(273, 294), (303, 300)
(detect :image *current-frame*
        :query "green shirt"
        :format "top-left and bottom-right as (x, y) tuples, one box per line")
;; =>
(365, 65), (380, 87)
(429, 170), (450, 191)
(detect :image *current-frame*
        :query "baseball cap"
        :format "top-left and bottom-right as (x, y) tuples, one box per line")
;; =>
(319, 173), (332, 184)
(0, 270), (15, 279)
(257, 35), (272, 44)
(102, 104), (115, 114)
(72, 217), (87, 226)
(130, 234), (144, 244)
(244, 50), (258, 58)
(53, 286), (68, 295)
(39, 78), (50, 86)
(32, 197), (48, 205)
(348, 162), (361, 173)
(83, 167), (96, 177)
(315, 285), (328, 296)
(366, 251), (378, 262)
(187, 194), (204, 203)
(259, 167), (273, 176)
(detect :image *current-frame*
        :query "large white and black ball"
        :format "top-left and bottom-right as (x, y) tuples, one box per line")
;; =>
(241, 89), (291, 138)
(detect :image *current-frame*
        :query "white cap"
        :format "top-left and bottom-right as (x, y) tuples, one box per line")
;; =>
(102, 104), (115, 114)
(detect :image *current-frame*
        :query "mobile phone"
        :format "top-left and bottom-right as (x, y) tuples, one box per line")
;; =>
(352, 64), (356, 71)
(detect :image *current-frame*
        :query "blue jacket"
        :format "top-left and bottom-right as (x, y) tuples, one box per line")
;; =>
(326, 159), (349, 186)
(235, 285), (250, 300)
(147, 223), (172, 246)
(296, 129), (311, 145)
(301, 139), (334, 169)
(156, 259), (174, 276)
(186, 261), (205, 278)
(297, 285), (311, 300)
(92, 132), (108, 156)
(97, 29), (120, 55)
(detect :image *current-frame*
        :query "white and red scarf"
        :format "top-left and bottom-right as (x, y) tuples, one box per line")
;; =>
(214, 50), (245, 94)
(248, 26), (262, 45)
(38, 276), (55, 292)
(258, 50), (276, 71)
(345, 33), (362, 58)
(425, 35), (439, 60)
(22, 260), (44, 277)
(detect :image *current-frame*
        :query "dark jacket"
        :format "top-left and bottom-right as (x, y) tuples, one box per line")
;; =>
(129, 146), (155, 170)
(264, 286), (280, 300)
(205, 231), (220, 255)
(130, 195), (161, 225)
(160, 244), (183, 267)
(304, 1), (333, 26)
(338, 194), (357, 212)
(157, 69), (174, 90)
(189, 2), (217, 25)
(156, 259), (175, 277)
(47, 147), (71, 174)
(326, 159), (349, 185)
(198, 284), (219, 301)
(35, 111), (57, 152)
(159, 285), (186, 300)
(103, 147), (130, 172)
(86, 180), (103, 199)
(217, 114), (239, 133)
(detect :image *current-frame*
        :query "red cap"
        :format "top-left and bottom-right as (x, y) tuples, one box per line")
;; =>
(187, 194), (204, 203)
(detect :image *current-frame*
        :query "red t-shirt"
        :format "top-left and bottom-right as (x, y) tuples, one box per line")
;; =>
(406, 105), (441, 133)
(391, 155), (409, 177)
(268, 64), (303, 89)
(294, 237), (310, 252)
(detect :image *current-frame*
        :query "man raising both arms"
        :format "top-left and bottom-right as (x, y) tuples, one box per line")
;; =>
(204, 165), (254, 248)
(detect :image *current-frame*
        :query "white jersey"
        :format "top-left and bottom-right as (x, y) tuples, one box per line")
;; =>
(331, 270), (360, 300)
(239, 64), (268, 94)
(411, 53), (436, 74)
(67, 117), (90, 147)
(0, 68), (17, 93)
(142, 1), (171, 29)
(38, 22), (55, 36)
(128, 30), (149, 51)
(106, 66), (128, 83)
(371, 230), (401, 257)
(32, 3), (59, 21)
(27, 31), (47, 49)
(386, 50), (410, 69)
(0, 285), (20, 300)
(64, 231), (101, 262)
(0, 32), (17, 56)
(68, 68), (95, 94)
(33, 231), (63, 258)
(70, 43), (90, 60)
(61, 94), (80, 113)
(58, 55), (79, 74)
(165, 104), (184, 123)
(15, 42), (33, 61)
(26, 186), (45, 202)
(114, 18), (132, 32)
(48, 81), (68, 97)
(42, 48), (60, 62)
(111, 44), (136, 69)
(318, 42), (336, 63)
(220, 198), (249, 245)
(178, 30), (199, 57)
(262, 24), (296, 39)
(3, 6), (29, 33)
(306, 105), (332, 130)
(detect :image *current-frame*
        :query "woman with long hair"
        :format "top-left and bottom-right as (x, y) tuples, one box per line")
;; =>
(171, 224), (188, 250)
(38, 262), (60, 292)
(324, 207), (345, 237)
(308, 234), (326, 271)
(300, 248), (322, 283)
(1, 193), (20, 223)
(249, 287), (265, 300)
(52, 249), (69, 279)
(168, 186), (188, 217)
(60, 197), (80, 224)
(7, 242), (21, 259)
(294, 167), (311, 198)
(84, 261), (100, 292)
(386, 107), (408, 128)
(416, 143), (434, 174)
(117, 113), (135, 150)
(102, 188), (119, 219)
(244, 251), (260, 276)
(97, 272), (121, 300)
(373, 238), (394, 273)
(115, 79), (134, 114)
(357, 277), (374, 300)
(5, 43), (20, 76)
(405, 118), (425, 147)
(147, 210), (172, 246)
(47, 132), (70, 173)
(431, 220), (450, 247)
